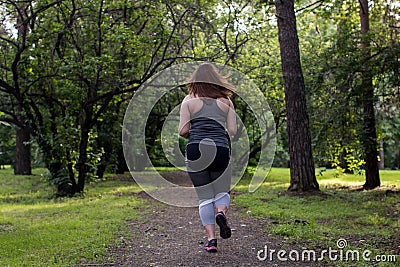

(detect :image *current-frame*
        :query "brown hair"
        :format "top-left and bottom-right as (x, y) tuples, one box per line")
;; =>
(186, 62), (235, 98)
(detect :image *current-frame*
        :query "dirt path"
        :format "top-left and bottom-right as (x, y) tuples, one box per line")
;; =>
(78, 171), (398, 267)
(87, 171), (324, 267)
(104, 192), (325, 267)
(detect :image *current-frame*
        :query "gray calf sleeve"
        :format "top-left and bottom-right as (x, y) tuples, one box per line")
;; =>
(198, 193), (230, 226)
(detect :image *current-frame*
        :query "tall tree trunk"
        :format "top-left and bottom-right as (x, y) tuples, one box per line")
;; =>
(275, 0), (319, 191)
(14, 125), (31, 175)
(359, 0), (380, 189)
(76, 98), (95, 193)
(13, 3), (32, 175)
(77, 127), (89, 192)
(117, 147), (129, 174)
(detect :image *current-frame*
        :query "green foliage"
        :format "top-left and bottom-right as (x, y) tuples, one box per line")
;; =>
(1, 0), (399, 194)
(294, 0), (400, 170)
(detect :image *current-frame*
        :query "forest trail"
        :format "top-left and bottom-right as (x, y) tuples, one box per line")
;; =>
(79, 171), (323, 267)
(106, 195), (298, 267)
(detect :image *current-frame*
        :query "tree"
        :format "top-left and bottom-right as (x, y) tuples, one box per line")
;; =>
(359, 0), (380, 189)
(0, 1), (32, 175)
(295, 0), (399, 174)
(2, 0), (262, 196)
(1, 1), (66, 175)
(275, 0), (319, 191)
(31, 0), (209, 194)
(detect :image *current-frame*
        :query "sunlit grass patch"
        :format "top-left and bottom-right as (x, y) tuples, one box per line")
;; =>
(0, 167), (146, 267)
(233, 167), (400, 265)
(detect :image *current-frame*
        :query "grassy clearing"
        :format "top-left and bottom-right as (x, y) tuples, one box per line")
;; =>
(0, 168), (146, 267)
(234, 168), (400, 266)
(1, 166), (398, 266)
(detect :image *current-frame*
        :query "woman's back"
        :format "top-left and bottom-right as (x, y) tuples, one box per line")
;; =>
(188, 98), (229, 148)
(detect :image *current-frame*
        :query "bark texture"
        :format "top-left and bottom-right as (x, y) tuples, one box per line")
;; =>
(275, 0), (319, 191)
(359, 0), (381, 189)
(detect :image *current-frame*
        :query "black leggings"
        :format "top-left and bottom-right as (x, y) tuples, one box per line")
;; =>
(186, 143), (230, 173)
(185, 143), (231, 200)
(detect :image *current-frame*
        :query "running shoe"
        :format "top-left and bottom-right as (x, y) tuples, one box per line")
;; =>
(205, 238), (217, 253)
(216, 211), (231, 239)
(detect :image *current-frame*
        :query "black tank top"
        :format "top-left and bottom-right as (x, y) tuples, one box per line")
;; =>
(188, 98), (229, 148)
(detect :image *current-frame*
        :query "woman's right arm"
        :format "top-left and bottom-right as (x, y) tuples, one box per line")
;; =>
(226, 98), (237, 137)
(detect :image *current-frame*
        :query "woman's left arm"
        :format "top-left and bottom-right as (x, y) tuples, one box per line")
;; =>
(178, 98), (190, 138)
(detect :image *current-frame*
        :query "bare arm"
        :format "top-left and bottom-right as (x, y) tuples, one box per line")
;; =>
(226, 98), (237, 137)
(178, 96), (191, 138)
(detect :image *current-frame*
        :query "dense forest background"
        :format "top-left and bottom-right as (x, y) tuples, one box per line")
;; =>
(0, 0), (399, 195)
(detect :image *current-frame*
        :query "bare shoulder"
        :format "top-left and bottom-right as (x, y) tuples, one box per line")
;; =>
(217, 97), (234, 108)
(183, 94), (203, 114)
(216, 97), (234, 113)
(183, 94), (192, 101)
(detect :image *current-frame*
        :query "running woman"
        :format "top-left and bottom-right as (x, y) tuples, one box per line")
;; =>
(178, 62), (237, 253)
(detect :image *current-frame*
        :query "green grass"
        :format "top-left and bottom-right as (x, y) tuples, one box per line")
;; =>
(233, 168), (400, 265)
(1, 166), (398, 266)
(0, 168), (146, 267)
